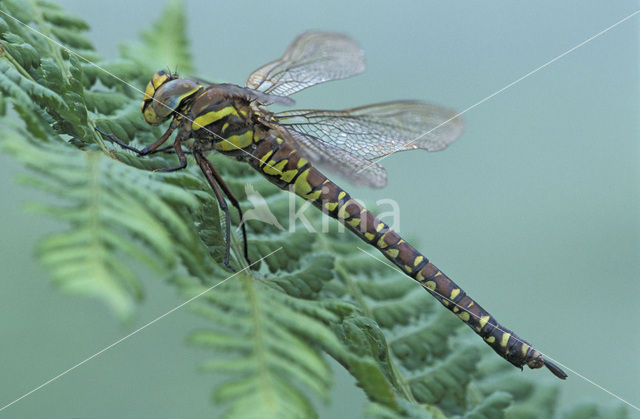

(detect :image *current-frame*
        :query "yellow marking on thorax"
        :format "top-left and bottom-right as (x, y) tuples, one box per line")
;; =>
(214, 131), (254, 151)
(520, 343), (530, 356)
(193, 106), (238, 130)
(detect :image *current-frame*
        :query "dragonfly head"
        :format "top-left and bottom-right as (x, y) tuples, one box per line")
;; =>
(141, 71), (201, 125)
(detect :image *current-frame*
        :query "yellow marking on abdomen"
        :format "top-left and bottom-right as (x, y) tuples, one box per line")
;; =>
(457, 312), (470, 322)
(500, 333), (511, 347)
(450, 288), (460, 300)
(324, 201), (338, 212)
(193, 106), (237, 130)
(347, 217), (361, 228)
(479, 315), (490, 329)
(263, 159), (288, 176)
(385, 248), (399, 258)
(293, 169), (312, 196)
(280, 169), (299, 183)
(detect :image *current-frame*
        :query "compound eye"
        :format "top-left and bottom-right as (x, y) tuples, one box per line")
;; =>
(152, 79), (200, 118)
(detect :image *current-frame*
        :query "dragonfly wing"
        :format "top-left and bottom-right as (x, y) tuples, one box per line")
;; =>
(276, 101), (464, 160)
(277, 126), (387, 188)
(245, 32), (365, 97)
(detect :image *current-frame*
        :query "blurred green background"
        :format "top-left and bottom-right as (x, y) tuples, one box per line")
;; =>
(0, 1), (638, 417)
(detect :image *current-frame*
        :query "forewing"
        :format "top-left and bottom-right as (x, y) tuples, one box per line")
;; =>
(277, 127), (387, 188)
(276, 101), (463, 160)
(245, 32), (365, 97)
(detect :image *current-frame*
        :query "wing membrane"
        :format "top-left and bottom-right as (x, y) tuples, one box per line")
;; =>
(245, 32), (365, 97)
(278, 126), (387, 188)
(276, 101), (464, 162)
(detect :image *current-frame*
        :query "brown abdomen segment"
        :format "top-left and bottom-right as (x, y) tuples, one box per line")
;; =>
(248, 134), (567, 379)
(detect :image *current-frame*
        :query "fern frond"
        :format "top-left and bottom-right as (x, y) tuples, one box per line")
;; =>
(0, 1), (627, 417)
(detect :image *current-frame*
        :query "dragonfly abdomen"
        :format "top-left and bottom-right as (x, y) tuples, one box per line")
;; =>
(249, 134), (566, 378)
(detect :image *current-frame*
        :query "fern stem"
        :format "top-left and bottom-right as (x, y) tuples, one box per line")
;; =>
(0, 47), (34, 81)
(243, 274), (278, 412)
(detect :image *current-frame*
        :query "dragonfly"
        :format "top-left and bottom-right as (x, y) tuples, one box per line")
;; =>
(97, 32), (567, 379)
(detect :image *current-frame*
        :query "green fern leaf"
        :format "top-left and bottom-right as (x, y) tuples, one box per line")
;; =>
(0, 1), (629, 418)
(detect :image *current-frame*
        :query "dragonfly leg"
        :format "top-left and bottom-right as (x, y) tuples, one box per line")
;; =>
(200, 156), (250, 264)
(155, 136), (188, 172)
(95, 127), (145, 154)
(194, 151), (235, 272)
(95, 122), (176, 156)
